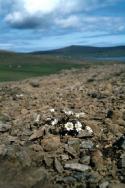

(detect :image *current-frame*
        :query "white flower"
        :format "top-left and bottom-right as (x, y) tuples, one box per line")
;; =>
(64, 110), (74, 116)
(65, 122), (74, 131)
(75, 112), (86, 118)
(35, 114), (40, 123)
(51, 119), (58, 126)
(86, 126), (93, 134)
(75, 121), (82, 132)
(16, 94), (24, 98)
(49, 108), (55, 113)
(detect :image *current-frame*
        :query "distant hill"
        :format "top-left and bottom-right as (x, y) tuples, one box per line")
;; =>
(31, 45), (125, 58)
(0, 45), (125, 82)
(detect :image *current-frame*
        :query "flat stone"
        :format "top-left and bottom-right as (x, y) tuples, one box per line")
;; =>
(16, 150), (31, 168)
(99, 181), (109, 188)
(54, 158), (63, 173)
(0, 121), (11, 132)
(61, 154), (69, 161)
(77, 129), (93, 138)
(122, 111), (125, 121)
(79, 156), (90, 165)
(41, 135), (62, 152)
(43, 155), (53, 168)
(30, 80), (40, 87)
(109, 183), (125, 188)
(80, 140), (94, 149)
(29, 144), (43, 152)
(91, 150), (104, 170)
(120, 153), (125, 168)
(64, 144), (77, 158)
(29, 127), (45, 141)
(64, 163), (91, 172)
(68, 138), (80, 152)
(0, 144), (7, 157)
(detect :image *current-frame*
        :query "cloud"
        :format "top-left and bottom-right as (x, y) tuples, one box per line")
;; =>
(3, 0), (120, 29)
(0, 0), (125, 51)
(55, 15), (80, 28)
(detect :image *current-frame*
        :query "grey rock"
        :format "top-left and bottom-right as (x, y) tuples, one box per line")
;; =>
(80, 140), (94, 149)
(30, 80), (40, 87)
(79, 156), (90, 165)
(121, 140), (125, 150)
(77, 129), (93, 138)
(120, 153), (125, 168)
(109, 183), (125, 188)
(0, 144), (7, 157)
(122, 111), (125, 121)
(0, 113), (10, 123)
(68, 139), (80, 152)
(86, 172), (100, 188)
(65, 144), (77, 158)
(29, 127), (45, 141)
(16, 150), (31, 168)
(0, 121), (11, 132)
(61, 176), (76, 184)
(61, 154), (69, 161)
(43, 155), (53, 168)
(54, 158), (63, 173)
(99, 181), (109, 188)
(64, 163), (91, 172)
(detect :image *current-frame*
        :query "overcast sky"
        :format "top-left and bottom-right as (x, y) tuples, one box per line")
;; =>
(0, 0), (125, 52)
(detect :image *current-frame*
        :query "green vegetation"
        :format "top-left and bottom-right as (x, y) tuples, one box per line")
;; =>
(0, 52), (83, 82)
(0, 45), (124, 82)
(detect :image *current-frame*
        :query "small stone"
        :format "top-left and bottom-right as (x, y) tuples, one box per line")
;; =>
(65, 144), (77, 158)
(113, 135), (125, 150)
(54, 158), (63, 173)
(29, 127), (45, 141)
(8, 136), (17, 143)
(30, 80), (40, 87)
(80, 140), (94, 149)
(109, 183), (125, 188)
(122, 111), (125, 121)
(75, 112), (86, 118)
(0, 113), (10, 123)
(106, 110), (113, 118)
(117, 119), (125, 127)
(61, 154), (69, 161)
(41, 135), (62, 152)
(87, 172), (100, 188)
(61, 176), (76, 184)
(0, 144), (7, 157)
(68, 138), (80, 152)
(120, 153), (125, 168)
(64, 163), (91, 172)
(77, 129), (93, 138)
(91, 150), (104, 170)
(121, 140), (125, 150)
(99, 181), (109, 188)
(79, 156), (90, 165)
(0, 121), (11, 132)
(30, 144), (43, 152)
(16, 150), (31, 168)
(43, 155), (53, 168)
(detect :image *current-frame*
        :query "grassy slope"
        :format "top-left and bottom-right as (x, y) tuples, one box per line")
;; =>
(0, 45), (125, 82)
(0, 52), (84, 82)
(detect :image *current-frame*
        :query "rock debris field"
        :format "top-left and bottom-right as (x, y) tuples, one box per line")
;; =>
(0, 63), (125, 188)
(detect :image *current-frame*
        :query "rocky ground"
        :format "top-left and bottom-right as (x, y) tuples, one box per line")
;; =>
(0, 63), (125, 188)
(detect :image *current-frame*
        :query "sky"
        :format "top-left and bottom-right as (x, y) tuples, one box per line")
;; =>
(0, 0), (125, 52)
